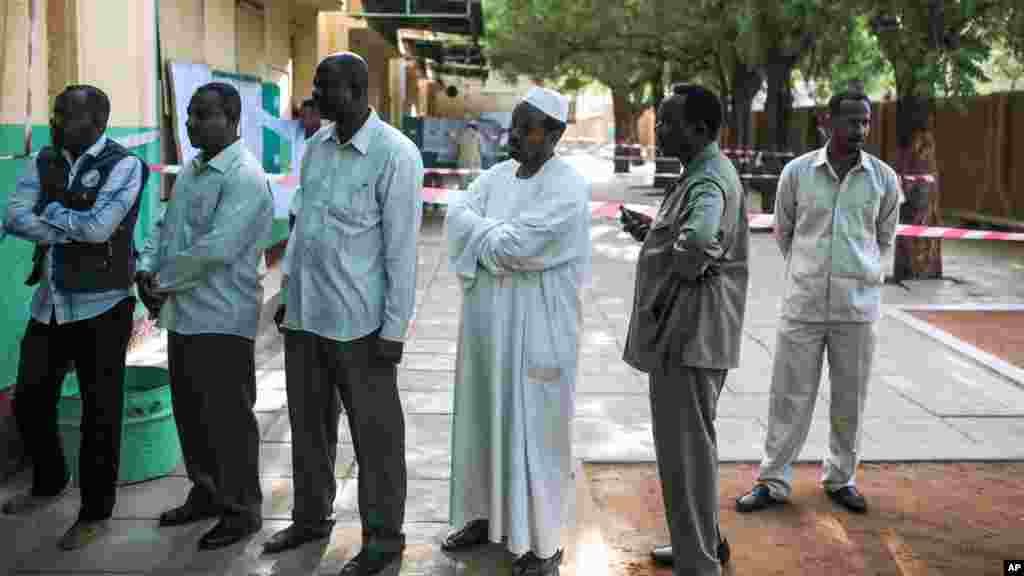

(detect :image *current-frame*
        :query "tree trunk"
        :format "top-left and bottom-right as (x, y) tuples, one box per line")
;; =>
(893, 92), (943, 280)
(612, 87), (639, 173)
(763, 53), (796, 152)
(612, 87), (638, 142)
(730, 58), (761, 148)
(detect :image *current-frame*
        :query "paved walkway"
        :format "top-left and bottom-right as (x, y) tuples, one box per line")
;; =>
(2, 158), (1023, 574)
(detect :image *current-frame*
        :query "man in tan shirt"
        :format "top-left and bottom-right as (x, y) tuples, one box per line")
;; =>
(735, 91), (902, 515)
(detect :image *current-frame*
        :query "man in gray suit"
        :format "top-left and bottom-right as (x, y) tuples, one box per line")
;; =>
(621, 83), (749, 576)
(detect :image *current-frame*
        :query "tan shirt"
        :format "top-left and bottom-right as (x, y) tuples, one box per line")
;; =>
(774, 145), (902, 323)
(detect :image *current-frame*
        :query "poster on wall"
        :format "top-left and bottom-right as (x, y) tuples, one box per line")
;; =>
(167, 61), (213, 164)
(167, 61), (267, 167)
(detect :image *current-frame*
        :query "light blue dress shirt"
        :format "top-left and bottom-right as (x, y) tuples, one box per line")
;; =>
(282, 110), (424, 343)
(137, 140), (273, 340)
(3, 135), (143, 325)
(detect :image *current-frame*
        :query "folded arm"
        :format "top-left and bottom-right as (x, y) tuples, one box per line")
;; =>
(3, 161), (70, 245)
(479, 201), (585, 275)
(40, 156), (144, 243)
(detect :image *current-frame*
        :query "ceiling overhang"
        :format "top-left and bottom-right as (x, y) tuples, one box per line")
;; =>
(348, 0), (484, 44)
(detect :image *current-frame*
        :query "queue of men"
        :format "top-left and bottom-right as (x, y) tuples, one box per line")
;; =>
(0, 47), (900, 576)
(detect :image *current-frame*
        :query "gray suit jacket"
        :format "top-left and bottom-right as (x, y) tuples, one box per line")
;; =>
(623, 141), (750, 372)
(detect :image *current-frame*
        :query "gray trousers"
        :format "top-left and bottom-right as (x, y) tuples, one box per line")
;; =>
(757, 319), (876, 499)
(167, 332), (262, 519)
(650, 365), (727, 576)
(284, 329), (407, 553)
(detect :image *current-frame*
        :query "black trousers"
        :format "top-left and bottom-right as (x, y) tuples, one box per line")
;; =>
(284, 329), (406, 554)
(15, 297), (135, 522)
(167, 332), (262, 519)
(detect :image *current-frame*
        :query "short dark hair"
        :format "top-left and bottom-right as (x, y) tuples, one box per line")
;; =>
(63, 85), (111, 130)
(197, 82), (242, 124)
(301, 98), (317, 111)
(542, 115), (566, 138)
(669, 83), (723, 136)
(829, 91), (871, 116)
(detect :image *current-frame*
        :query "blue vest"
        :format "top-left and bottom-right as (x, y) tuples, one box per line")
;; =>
(42, 140), (150, 292)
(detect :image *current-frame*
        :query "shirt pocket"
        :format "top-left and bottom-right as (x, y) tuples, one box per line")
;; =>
(326, 177), (379, 225)
(185, 185), (219, 232)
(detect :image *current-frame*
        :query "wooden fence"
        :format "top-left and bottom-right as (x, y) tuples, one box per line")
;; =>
(724, 91), (1024, 224)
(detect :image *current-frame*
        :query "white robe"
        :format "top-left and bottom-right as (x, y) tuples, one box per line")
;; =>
(445, 157), (591, 558)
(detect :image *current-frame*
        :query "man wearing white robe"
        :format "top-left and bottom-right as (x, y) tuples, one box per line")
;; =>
(443, 86), (591, 576)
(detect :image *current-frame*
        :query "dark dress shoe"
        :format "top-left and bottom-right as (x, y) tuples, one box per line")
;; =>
(338, 547), (404, 575)
(262, 521), (335, 554)
(159, 501), (220, 527)
(440, 518), (489, 552)
(512, 549), (563, 576)
(736, 484), (783, 513)
(826, 486), (867, 513)
(650, 537), (730, 566)
(198, 515), (262, 550)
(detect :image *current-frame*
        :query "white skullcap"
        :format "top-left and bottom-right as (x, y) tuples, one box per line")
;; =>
(522, 86), (569, 124)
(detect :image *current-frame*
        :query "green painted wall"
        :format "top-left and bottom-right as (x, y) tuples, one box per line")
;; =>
(0, 124), (162, 392)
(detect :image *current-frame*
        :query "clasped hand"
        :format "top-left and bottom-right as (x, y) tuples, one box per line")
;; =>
(134, 271), (166, 319)
(619, 207), (653, 242)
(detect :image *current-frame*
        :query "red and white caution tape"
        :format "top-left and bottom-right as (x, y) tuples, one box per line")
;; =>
(424, 167), (483, 176)
(586, 202), (1024, 241)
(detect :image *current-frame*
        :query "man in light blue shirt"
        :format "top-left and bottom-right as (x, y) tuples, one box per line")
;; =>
(2, 85), (146, 551)
(264, 52), (423, 576)
(136, 82), (273, 551)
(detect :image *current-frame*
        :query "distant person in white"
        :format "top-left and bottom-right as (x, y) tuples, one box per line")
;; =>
(449, 118), (483, 188)
(443, 86), (592, 576)
(262, 98), (321, 231)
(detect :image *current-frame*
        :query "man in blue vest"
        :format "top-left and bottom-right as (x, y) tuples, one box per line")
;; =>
(2, 85), (148, 550)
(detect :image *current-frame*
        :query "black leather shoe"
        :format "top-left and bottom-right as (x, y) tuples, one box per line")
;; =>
(512, 549), (563, 576)
(338, 547), (404, 575)
(826, 486), (867, 514)
(649, 537), (730, 566)
(440, 518), (488, 552)
(736, 484), (783, 513)
(262, 521), (335, 554)
(159, 501), (220, 527)
(198, 515), (261, 551)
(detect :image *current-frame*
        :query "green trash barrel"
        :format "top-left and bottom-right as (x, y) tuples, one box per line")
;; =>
(57, 366), (182, 485)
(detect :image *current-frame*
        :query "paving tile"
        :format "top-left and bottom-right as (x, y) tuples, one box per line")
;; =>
(256, 369), (287, 389)
(576, 373), (647, 395)
(257, 349), (286, 370)
(259, 442), (356, 479)
(715, 418), (769, 462)
(716, 392), (771, 419)
(942, 417), (1024, 458)
(112, 475), (192, 520)
(859, 418), (982, 460)
(405, 339), (459, 356)
(254, 388), (289, 412)
(572, 414), (654, 461)
(401, 389), (453, 414)
(880, 370), (1024, 417)
(724, 361), (774, 395)
(402, 353), (457, 372)
(13, 518), (186, 574)
(399, 369), (454, 391)
(335, 478), (449, 523)
(260, 409), (351, 443)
